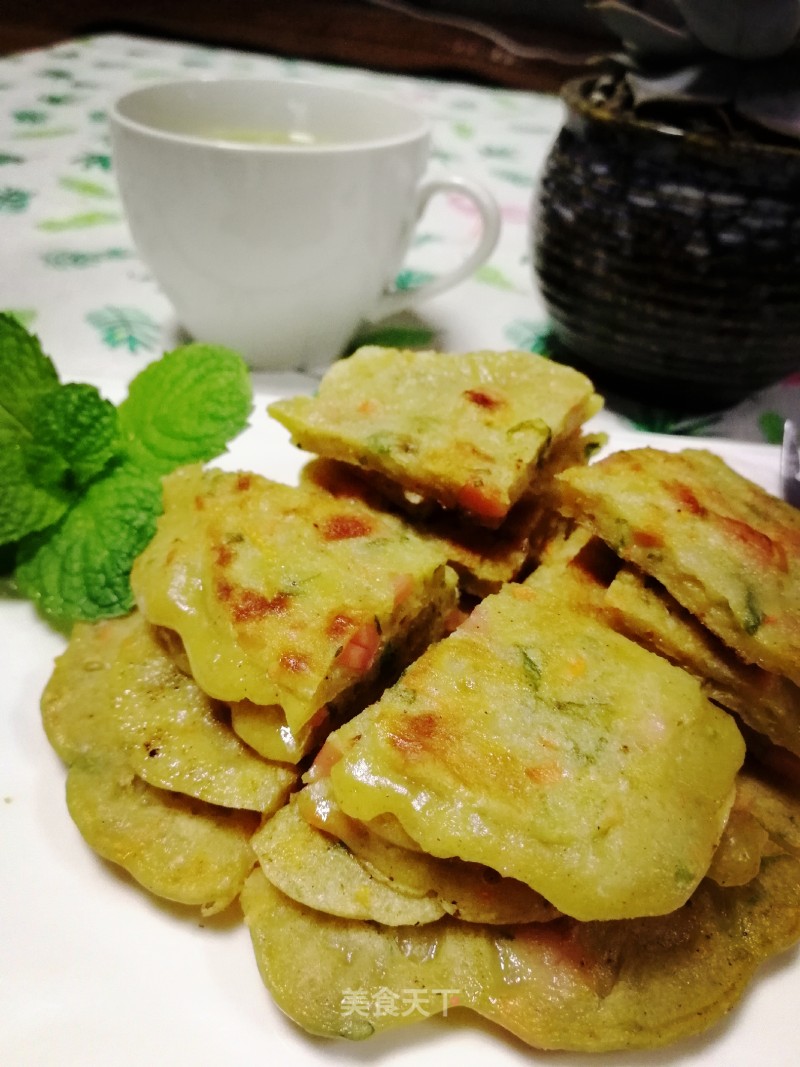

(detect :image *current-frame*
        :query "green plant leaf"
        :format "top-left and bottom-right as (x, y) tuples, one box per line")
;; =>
(2, 322), (255, 629)
(33, 382), (120, 488)
(0, 443), (70, 546)
(117, 343), (252, 474)
(348, 324), (437, 351)
(0, 312), (59, 435)
(15, 464), (164, 627)
(758, 410), (785, 445)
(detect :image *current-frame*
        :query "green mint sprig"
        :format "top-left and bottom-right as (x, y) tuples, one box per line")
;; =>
(0, 313), (252, 629)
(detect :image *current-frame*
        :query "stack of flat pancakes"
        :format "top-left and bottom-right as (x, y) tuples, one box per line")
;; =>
(40, 348), (800, 1053)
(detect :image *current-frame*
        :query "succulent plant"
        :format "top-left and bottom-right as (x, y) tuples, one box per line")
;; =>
(589, 0), (800, 141)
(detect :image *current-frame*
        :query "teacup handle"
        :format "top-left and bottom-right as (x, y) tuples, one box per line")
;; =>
(372, 175), (501, 320)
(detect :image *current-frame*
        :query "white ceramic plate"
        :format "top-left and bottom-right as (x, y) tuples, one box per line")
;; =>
(1, 393), (795, 1067)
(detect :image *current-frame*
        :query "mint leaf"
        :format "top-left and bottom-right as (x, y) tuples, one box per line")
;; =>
(34, 382), (119, 488)
(3, 327), (254, 628)
(0, 312), (59, 437)
(0, 443), (71, 545)
(0, 314), (75, 544)
(15, 464), (163, 628)
(0, 379), (118, 545)
(118, 343), (252, 474)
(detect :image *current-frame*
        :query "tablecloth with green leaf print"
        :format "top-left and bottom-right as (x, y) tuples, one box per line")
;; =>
(1, 32), (798, 443)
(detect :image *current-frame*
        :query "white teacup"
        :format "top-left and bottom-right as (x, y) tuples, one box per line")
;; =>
(110, 78), (500, 370)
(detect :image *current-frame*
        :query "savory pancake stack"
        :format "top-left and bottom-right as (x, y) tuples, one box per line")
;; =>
(38, 349), (800, 1054)
(241, 573), (799, 1047)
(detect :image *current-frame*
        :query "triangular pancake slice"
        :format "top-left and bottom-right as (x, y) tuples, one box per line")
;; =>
(556, 447), (800, 687)
(301, 428), (604, 598)
(606, 566), (800, 757)
(269, 346), (601, 528)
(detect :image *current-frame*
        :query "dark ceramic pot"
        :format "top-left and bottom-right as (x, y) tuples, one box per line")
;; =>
(533, 77), (800, 409)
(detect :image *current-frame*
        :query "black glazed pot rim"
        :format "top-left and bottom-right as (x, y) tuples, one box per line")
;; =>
(561, 75), (800, 166)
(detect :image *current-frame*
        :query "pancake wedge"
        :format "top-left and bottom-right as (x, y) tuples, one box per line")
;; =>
(556, 447), (800, 687)
(525, 525), (800, 758)
(130, 465), (457, 735)
(605, 566), (800, 757)
(325, 582), (745, 921)
(300, 456), (542, 597)
(269, 346), (601, 527)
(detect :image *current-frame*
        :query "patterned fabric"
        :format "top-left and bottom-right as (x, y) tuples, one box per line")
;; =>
(0, 33), (797, 441)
